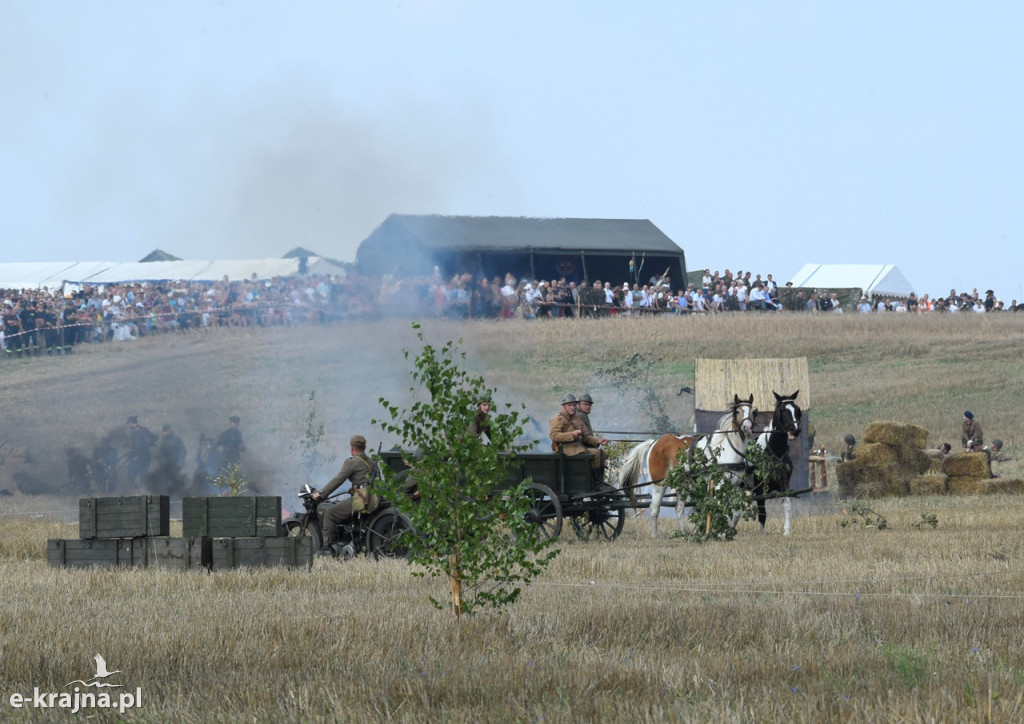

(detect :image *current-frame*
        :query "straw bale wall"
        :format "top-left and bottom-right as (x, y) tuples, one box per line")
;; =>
(837, 421), (1021, 498)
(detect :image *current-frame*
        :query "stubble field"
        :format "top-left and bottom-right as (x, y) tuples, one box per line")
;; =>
(2, 312), (1024, 722)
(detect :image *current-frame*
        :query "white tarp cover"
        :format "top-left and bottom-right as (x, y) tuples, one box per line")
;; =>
(0, 257), (346, 290)
(787, 264), (915, 298)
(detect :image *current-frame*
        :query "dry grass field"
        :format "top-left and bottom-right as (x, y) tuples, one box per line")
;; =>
(2, 313), (1024, 721)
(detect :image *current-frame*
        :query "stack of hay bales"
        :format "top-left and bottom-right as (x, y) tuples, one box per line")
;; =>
(836, 422), (932, 498)
(943, 451), (993, 495)
(837, 421), (1024, 498)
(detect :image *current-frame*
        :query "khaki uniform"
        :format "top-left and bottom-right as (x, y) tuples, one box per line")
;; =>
(321, 453), (378, 543)
(961, 418), (983, 448)
(549, 410), (601, 468)
(575, 410), (609, 471)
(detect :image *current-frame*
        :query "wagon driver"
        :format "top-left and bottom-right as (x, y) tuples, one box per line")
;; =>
(575, 393), (611, 487)
(549, 393), (609, 484)
(313, 434), (379, 556)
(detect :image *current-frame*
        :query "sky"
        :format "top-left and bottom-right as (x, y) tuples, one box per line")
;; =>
(4, 1), (1023, 301)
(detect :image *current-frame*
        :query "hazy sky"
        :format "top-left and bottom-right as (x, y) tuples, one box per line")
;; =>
(5, 2), (1023, 300)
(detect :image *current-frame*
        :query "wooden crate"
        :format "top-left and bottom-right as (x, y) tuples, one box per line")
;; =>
(206, 536), (313, 570)
(79, 496), (170, 539)
(182, 496), (282, 538)
(145, 537), (212, 571)
(47, 538), (146, 568)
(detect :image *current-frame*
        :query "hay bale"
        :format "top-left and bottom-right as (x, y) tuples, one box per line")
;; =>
(836, 461), (907, 498)
(948, 476), (989, 495)
(909, 474), (948, 496)
(985, 478), (1024, 495)
(853, 442), (898, 467)
(942, 452), (991, 478)
(863, 422), (930, 449)
(894, 446), (933, 475)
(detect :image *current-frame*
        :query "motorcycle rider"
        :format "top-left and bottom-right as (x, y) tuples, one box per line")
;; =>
(312, 434), (379, 555)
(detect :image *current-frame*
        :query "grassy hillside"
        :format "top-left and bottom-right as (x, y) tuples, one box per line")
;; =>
(2, 313), (1022, 510)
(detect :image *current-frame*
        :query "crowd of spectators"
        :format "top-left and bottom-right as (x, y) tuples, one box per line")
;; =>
(2, 268), (1020, 358)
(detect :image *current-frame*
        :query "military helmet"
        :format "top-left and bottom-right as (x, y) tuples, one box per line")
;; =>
(578, 393), (594, 404)
(560, 393), (579, 405)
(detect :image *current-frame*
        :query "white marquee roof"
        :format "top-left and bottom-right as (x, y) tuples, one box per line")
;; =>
(0, 258), (346, 291)
(788, 264), (915, 298)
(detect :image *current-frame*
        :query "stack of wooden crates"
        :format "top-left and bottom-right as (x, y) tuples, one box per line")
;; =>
(47, 495), (312, 570)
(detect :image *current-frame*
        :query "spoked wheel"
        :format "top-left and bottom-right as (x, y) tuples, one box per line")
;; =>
(524, 483), (563, 541)
(284, 519), (322, 552)
(571, 495), (626, 541)
(366, 509), (414, 560)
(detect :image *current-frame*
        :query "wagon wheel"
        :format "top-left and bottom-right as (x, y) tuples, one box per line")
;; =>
(571, 493), (626, 541)
(523, 483), (562, 541)
(366, 509), (414, 560)
(284, 519), (322, 553)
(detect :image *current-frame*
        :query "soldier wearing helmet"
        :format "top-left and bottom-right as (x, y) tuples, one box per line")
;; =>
(575, 393), (610, 483)
(549, 393), (607, 481)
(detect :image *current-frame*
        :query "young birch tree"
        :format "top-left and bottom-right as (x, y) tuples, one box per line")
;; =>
(374, 324), (559, 618)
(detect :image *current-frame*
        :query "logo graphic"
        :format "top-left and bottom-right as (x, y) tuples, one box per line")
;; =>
(66, 654), (122, 688)
(7, 653), (141, 715)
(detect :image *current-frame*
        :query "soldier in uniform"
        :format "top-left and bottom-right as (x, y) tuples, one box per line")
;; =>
(65, 447), (93, 495)
(155, 423), (188, 494)
(467, 396), (493, 442)
(549, 393), (608, 483)
(215, 415), (246, 472)
(91, 436), (119, 493)
(575, 393), (610, 485)
(312, 434), (378, 555)
(193, 434), (221, 494)
(125, 415), (157, 489)
(961, 411), (983, 449)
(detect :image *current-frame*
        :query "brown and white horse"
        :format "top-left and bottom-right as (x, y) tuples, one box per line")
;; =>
(619, 394), (757, 537)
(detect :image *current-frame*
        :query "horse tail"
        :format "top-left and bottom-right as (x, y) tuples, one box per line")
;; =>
(619, 439), (655, 495)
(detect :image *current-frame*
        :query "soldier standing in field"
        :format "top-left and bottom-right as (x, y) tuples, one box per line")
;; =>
(155, 423), (188, 494)
(125, 415), (157, 490)
(215, 415), (246, 472)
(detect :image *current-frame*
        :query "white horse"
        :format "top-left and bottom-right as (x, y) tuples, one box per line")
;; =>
(619, 394), (757, 538)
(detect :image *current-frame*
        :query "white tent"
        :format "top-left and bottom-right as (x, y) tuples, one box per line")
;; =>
(0, 257), (347, 291)
(787, 264), (915, 298)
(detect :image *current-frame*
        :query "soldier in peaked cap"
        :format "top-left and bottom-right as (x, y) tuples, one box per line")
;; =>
(549, 393), (607, 481)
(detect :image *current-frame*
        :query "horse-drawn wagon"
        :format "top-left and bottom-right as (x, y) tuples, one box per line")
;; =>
(378, 449), (633, 542)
